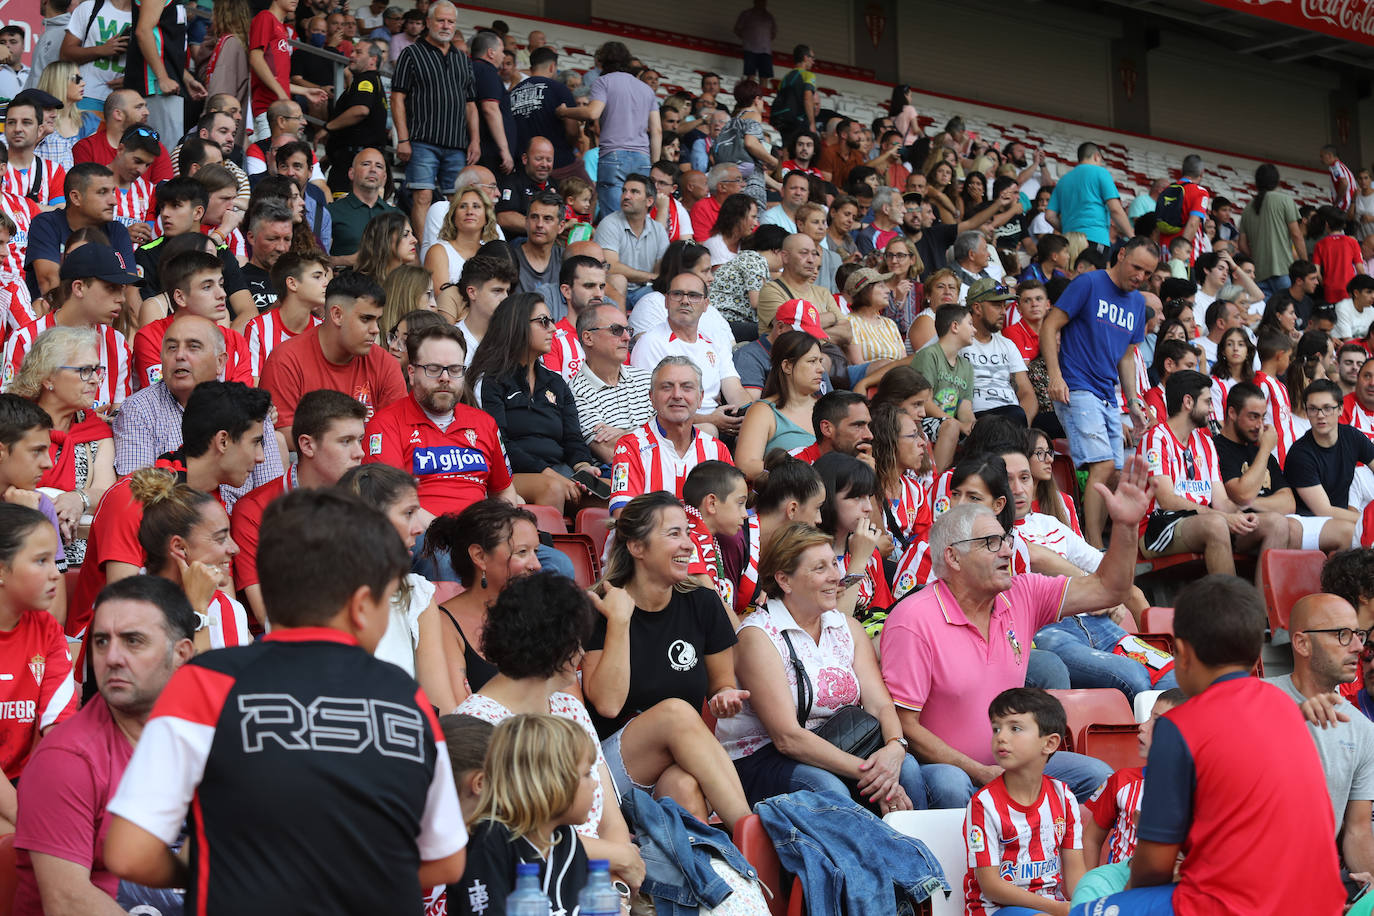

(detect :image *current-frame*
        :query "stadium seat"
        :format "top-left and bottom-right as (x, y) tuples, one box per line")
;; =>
(1050, 455), (1080, 507)
(575, 507), (613, 560)
(1047, 688), (1135, 753)
(0, 833), (16, 916)
(1078, 724), (1142, 773)
(1260, 549), (1324, 632)
(735, 814), (791, 916)
(1140, 606), (1174, 634)
(550, 534), (600, 588)
(882, 809), (965, 916)
(525, 504), (569, 535)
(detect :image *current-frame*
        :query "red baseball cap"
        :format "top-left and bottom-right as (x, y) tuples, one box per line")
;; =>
(774, 298), (828, 340)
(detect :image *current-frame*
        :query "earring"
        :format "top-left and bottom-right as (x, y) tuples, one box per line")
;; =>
(480, 572), (488, 589)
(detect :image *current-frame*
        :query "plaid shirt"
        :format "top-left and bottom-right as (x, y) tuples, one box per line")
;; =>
(111, 382), (283, 510)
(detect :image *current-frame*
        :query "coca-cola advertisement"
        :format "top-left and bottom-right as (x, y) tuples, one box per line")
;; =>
(1200, 0), (1374, 47)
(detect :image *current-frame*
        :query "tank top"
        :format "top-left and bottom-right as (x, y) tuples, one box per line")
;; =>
(441, 606), (498, 692)
(764, 402), (816, 453)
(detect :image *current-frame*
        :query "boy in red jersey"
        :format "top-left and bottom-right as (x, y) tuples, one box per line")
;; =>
(964, 687), (1084, 916)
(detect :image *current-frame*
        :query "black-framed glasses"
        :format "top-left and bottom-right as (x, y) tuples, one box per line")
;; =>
(413, 363), (464, 379)
(529, 315), (555, 329)
(952, 533), (1014, 554)
(1310, 404), (1342, 417)
(1302, 627), (1370, 646)
(667, 290), (705, 302)
(58, 364), (106, 381)
(589, 324), (631, 337)
(1030, 448), (1054, 461)
(885, 251), (911, 259)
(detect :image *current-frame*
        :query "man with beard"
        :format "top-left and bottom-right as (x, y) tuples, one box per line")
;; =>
(961, 278), (1035, 425)
(817, 117), (865, 190)
(12, 575), (196, 915)
(364, 322), (516, 517)
(1136, 370), (1290, 586)
(1268, 593), (1374, 882)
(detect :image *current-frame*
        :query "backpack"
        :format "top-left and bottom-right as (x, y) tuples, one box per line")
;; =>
(1154, 181), (1187, 235)
(713, 118), (752, 168)
(769, 71), (807, 138)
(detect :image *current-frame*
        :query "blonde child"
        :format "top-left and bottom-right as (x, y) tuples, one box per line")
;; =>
(448, 714), (598, 916)
(560, 177), (596, 244)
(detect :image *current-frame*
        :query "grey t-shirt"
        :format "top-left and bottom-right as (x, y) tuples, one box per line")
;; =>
(1270, 674), (1374, 833)
(590, 72), (656, 154)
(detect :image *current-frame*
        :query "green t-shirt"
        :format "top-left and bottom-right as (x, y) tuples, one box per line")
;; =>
(1238, 190), (1300, 281)
(910, 344), (972, 418)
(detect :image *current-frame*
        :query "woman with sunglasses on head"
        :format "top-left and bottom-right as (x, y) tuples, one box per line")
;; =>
(10, 327), (114, 569)
(468, 292), (604, 515)
(36, 62), (98, 170)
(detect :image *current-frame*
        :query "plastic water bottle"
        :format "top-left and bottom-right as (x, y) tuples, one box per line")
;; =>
(577, 859), (622, 916)
(507, 862), (551, 916)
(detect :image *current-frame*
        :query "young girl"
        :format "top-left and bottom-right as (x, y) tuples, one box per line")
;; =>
(1210, 326), (1255, 424)
(814, 452), (894, 622)
(1027, 428), (1081, 536)
(449, 714), (595, 916)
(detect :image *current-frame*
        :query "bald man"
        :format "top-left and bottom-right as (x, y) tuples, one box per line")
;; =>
(1272, 593), (1374, 881)
(754, 233), (852, 344)
(328, 147), (403, 265)
(495, 136), (556, 236)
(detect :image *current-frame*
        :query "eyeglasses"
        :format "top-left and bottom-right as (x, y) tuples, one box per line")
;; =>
(589, 324), (631, 337)
(719, 177), (743, 185)
(1303, 627), (1370, 647)
(529, 315), (555, 329)
(412, 363), (464, 379)
(1030, 448), (1054, 461)
(667, 290), (705, 303)
(885, 251), (911, 260)
(952, 533), (1015, 554)
(58, 364), (106, 381)
(1309, 404), (1342, 417)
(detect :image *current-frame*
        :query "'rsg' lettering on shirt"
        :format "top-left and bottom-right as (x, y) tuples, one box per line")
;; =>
(412, 446), (490, 475)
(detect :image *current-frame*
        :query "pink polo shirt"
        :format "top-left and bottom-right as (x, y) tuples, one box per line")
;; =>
(879, 574), (1069, 765)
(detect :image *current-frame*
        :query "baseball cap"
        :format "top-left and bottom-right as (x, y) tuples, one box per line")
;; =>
(59, 243), (141, 284)
(966, 277), (1014, 304)
(773, 298), (828, 339)
(843, 267), (892, 300)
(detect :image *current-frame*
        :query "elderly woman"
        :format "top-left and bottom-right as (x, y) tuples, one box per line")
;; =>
(581, 492), (752, 830)
(455, 570), (645, 893)
(716, 522), (925, 810)
(9, 327), (114, 566)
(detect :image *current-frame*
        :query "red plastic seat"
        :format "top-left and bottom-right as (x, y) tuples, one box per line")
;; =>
(0, 833), (16, 916)
(735, 814), (791, 916)
(575, 507), (613, 560)
(525, 504), (568, 535)
(1050, 455), (1080, 506)
(1140, 606), (1174, 634)
(1078, 724), (1142, 773)
(1261, 549), (1324, 632)
(550, 533), (600, 588)
(1047, 688), (1134, 753)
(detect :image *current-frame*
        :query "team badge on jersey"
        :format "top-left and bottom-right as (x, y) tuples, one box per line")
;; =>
(464, 429), (477, 447)
(968, 825), (986, 853)
(369, 433), (382, 455)
(612, 463), (628, 492)
(1053, 816), (1067, 843)
(27, 655), (43, 687)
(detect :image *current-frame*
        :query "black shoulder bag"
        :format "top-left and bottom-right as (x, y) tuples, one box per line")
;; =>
(780, 629), (882, 759)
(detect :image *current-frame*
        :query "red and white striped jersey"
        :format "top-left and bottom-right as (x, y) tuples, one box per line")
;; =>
(931, 468), (954, 517)
(1116, 343), (1149, 414)
(206, 590), (253, 650)
(733, 514), (764, 618)
(885, 471), (932, 548)
(840, 547), (894, 612)
(685, 505), (731, 609)
(1255, 371), (1298, 466)
(1332, 158), (1358, 210)
(1032, 491), (1082, 537)
(243, 310), (322, 378)
(2, 316), (132, 407)
(1086, 766), (1146, 864)
(1342, 391), (1374, 443)
(1210, 376), (1241, 427)
(2, 158), (66, 208)
(1138, 421), (1220, 522)
(0, 190), (39, 274)
(964, 775), (1081, 916)
(0, 269), (34, 336)
(111, 177), (155, 228)
(542, 318), (585, 382)
(609, 420), (733, 513)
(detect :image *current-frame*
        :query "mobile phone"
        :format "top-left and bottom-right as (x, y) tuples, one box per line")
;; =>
(1349, 880), (1370, 905)
(839, 573), (866, 588)
(573, 469), (611, 500)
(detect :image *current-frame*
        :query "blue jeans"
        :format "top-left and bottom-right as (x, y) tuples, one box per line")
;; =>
(921, 751), (1111, 809)
(410, 531), (574, 581)
(597, 148), (652, 222)
(789, 753), (928, 810)
(734, 740), (928, 808)
(1034, 614), (1179, 699)
(405, 141), (466, 193)
(1026, 647), (1071, 688)
(1055, 389), (1124, 469)
(1257, 274), (1293, 300)
(1070, 884), (1178, 916)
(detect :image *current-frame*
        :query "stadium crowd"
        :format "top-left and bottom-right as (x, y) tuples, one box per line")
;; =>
(0, 0), (1368, 913)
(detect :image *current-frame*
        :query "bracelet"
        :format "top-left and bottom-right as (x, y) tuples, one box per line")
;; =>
(397, 137), (409, 143)
(76, 488), (89, 513)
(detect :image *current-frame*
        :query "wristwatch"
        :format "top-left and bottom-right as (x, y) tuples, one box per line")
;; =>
(886, 735), (909, 749)
(194, 612), (211, 632)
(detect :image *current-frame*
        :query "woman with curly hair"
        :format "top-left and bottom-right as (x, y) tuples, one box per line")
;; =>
(454, 570), (646, 892)
(355, 210), (418, 288)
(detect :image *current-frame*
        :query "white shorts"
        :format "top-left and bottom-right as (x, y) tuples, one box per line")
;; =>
(1286, 513), (1332, 551)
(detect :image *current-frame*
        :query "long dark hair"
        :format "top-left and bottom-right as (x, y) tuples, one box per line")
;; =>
(761, 330), (822, 409)
(950, 454), (1014, 533)
(1288, 329), (1331, 407)
(1252, 163), (1280, 214)
(1215, 326), (1256, 383)
(887, 84), (910, 118)
(1026, 428), (1071, 530)
(650, 240), (710, 295)
(710, 192), (757, 239)
(814, 452), (878, 538)
(467, 292), (546, 390)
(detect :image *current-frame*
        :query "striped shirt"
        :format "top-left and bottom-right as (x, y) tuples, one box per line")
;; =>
(1332, 159), (1357, 210)
(892, 528), (1031, 601)
(568, 362), (654, 444)
(391, 37), (476, 150)
(1342, 390), (1374, 443)
(2, 158), (66, 207)
(609, 419), (732, 513)
(243, 310), (322, 378)
(885, 470), (931, 548)
(1138, 421), (1220, 525)
(1086, 766), (1146, 863)
(0, 191), (39, 274)
(964, 774), (1081, 916)
(1256, 371), (1298, 466)
(542, 317), (585, 382)
(2, 315), (131, 407)
(732, 513), (764, 618)
(850, 312), (907, 362)
(111, 177), (155, 228)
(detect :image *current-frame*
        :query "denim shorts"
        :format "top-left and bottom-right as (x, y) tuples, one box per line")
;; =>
(1055, 389), (1124, 468)
(600, 720), (654, 801)
(405, 142), (466, 193)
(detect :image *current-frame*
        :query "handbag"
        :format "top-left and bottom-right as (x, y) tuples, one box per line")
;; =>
(780, 630), (883, 760)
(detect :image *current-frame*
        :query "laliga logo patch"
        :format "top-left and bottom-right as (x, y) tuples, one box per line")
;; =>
(967, 825), (985, 854)
(934, 496), (950, 516)
(146, 365), (162, 386)
(612, 463), (628, 493)
(368, 433), (382, 455)
(895, 571), (916, 596)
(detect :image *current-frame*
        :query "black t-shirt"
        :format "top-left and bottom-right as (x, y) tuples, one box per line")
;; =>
(496, 170), (553, 218)
(329, 68), (388, 154)
(1284, 425), (1374, 514)
(586, 587), (737, 740)
(472, 58), (515, 173)
(449, 821), (586, 916)
(508, 76), (576, 168)
(240, 262), (278, 313)
(913, 223), (957, 279)
(136, 236), (249, 302)
(1212, 432), (1288, 499)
